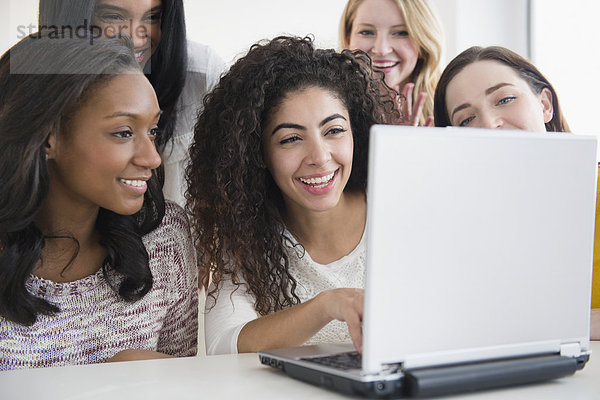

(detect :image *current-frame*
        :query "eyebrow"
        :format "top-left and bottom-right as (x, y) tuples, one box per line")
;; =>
(450, 82), (515, 120)
(355, 23), (407, 29)
(94, 4), (162, 14)
(485, 82), (513, 96)
(271, 114), (347, 136)
(104, 111), (163, 120)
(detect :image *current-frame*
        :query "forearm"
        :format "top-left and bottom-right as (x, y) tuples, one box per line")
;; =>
(237, 292), (332, 353)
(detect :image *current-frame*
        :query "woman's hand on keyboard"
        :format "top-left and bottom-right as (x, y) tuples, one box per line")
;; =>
(319, 288), (364, 353)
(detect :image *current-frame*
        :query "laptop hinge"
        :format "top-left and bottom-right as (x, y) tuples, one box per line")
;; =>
(403, 355), (578, 398)
(378, 363), (403, 375)
(559, 342), (582, 357)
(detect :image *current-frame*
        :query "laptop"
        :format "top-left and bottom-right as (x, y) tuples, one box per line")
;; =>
(258, 126), (597, 398)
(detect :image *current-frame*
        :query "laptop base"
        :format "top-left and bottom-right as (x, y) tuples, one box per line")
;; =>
(260, 353), (589, 398)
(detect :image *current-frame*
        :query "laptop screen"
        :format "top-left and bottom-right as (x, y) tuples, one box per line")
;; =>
(362, 126), (596, 372)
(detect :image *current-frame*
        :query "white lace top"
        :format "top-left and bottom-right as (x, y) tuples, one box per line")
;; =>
(204, 229), (366, 355)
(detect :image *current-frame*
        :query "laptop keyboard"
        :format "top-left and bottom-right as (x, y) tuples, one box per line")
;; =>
(301, 351), (362, 370)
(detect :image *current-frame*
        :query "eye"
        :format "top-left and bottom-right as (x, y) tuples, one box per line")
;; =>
(279, 136), (301, 145)
(97, 13), (125, 22)
(459, 116), (475, 127)
(149, 127), (162, 140)
(113, 130), (134, 139)
(145, 11), (162, 23)
(325, 127), (347, 136)
(392, 30), (409, 37)
(497, 96), (516, 105)
(357, 30), (375, 36)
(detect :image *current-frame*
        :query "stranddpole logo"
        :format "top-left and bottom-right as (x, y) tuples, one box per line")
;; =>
(9, 18), (150, 75)
(16, 19), (150, 46)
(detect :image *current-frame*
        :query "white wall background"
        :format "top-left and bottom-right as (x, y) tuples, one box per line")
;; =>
(183, 0), (349, 65)
(2, 0), (599, 133)
(530, 0), (600, 135)
(433, 0), (529, 62)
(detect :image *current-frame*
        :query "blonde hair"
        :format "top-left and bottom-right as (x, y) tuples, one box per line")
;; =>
(339, 0), (443, 125)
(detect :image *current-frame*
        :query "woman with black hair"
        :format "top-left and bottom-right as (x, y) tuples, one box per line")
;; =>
(187, 36), (400, 355)
(38, 0), (226, 207)
(0, 34), (198, 370)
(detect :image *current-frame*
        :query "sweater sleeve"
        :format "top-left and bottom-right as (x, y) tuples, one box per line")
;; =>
(153, 202), (199, 357)
(204, 276), (259, 355)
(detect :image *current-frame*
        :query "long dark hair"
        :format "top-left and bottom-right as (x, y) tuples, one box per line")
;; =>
(38, 0), (188, 150)
(0, 34), (165, 326)
(434, 46), (569, 133)
(187, 36), (397, 315)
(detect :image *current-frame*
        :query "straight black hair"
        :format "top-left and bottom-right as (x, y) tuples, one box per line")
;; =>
(38, 0), (188, 151)
(0, 33), (165, 326)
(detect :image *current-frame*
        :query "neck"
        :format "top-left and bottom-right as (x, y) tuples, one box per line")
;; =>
(33, 190), (105, 283)
(283, 191), (366, 264)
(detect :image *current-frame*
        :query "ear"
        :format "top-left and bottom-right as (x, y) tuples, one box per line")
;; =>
(45, 130), (58, 160)
(540, 88), (554, 124)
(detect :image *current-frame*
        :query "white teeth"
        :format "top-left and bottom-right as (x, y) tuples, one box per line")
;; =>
(373, 61), (398, 68)
(120, 179), (146, 187)
(299, 171), (335, 186)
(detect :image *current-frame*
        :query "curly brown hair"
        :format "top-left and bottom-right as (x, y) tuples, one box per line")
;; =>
(186, 36), (398, 316)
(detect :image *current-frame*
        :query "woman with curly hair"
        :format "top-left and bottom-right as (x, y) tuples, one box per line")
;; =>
(188, 36), (398, 355)
(339, 0), (443, 126)
(0, 34), (198, 370)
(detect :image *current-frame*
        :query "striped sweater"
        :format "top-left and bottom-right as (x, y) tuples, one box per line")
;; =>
(0, 202), (198, 370)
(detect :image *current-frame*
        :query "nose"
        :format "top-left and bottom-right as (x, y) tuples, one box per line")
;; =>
(132, 21), (150, 50)
(305, 136), (331, 167)
(480, 111), (504, 129)
(134, 134), (162, 170)
(117, 20), (149, 50)
(372, 34), (391, 56)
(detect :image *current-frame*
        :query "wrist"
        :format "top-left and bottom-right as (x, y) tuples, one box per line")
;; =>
(314, 290), (334, 322)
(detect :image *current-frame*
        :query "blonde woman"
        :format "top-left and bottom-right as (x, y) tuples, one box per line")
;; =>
(339, 0), (443, 125)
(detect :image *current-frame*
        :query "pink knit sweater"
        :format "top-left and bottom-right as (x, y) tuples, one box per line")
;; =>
(0, 202), (198, 370)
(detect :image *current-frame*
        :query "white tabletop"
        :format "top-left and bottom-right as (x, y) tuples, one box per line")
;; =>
(2, 342), (599, 400)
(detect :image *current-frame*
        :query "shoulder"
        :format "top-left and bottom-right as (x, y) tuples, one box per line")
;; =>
(142, 201), (192, 252)
(162, 200), (190, 231)
(186, 40), (227, 77)
(176, 41), (226, 112)
(144, 201), (197, 288)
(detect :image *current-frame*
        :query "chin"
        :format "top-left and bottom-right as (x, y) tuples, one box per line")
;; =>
(112, 202), (145, 216)
(306, 197), (343, 213)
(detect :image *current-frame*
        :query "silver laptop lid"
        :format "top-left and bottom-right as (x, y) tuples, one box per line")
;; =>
(363, 126), (596, 373)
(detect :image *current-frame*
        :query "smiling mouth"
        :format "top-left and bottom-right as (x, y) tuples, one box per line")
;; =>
(298, 170), (337, 189)
(372, 61), (400, 70)
(119, 178), (147, 187)
(134, 50), (147, 64)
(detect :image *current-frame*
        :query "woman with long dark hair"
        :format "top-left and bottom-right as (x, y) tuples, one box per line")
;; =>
(188, 36), (399, 355)
(38, 0), (226, 207)
(0, 34), (198, 370)
(433, 46), (567, 132)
